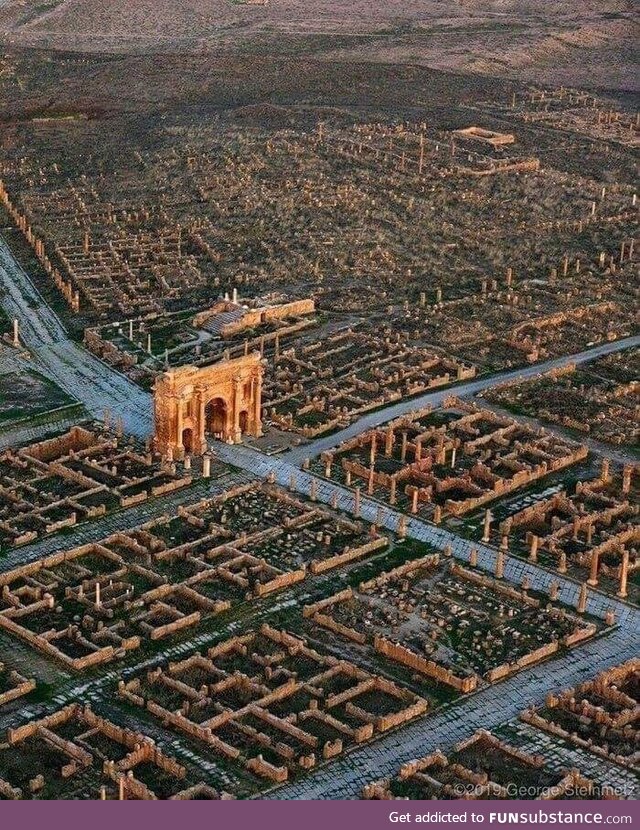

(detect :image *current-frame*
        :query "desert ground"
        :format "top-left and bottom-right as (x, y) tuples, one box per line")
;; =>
(0, 0), (638, 90)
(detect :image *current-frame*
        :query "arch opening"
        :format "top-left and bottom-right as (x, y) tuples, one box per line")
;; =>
(205, 397), (228, 439)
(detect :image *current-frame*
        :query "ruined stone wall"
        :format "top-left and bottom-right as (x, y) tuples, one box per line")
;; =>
(303, 588), (355, 618)
(360, 554), (440, 592)
(377, 698), (429, 732)
(0, 666), (36, 707)
(309, 536), (388, 575)
(311, 612), (367, 645)
(373, 634), (477, 693)
(485, 642), (559, 683)
(451, 563), (539, 607)
(7, 703), (79, 745)
(253, 567), (306, 597)
(246, 755), (288, 783)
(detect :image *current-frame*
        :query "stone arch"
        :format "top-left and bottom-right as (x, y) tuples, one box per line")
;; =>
(153, 353), (264, 458)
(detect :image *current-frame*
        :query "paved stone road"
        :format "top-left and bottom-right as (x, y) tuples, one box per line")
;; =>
(284, 334), (640, 464)
(0, 238), (152, 436)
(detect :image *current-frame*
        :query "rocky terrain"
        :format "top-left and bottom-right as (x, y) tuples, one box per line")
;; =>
(0, 0), (638, 90)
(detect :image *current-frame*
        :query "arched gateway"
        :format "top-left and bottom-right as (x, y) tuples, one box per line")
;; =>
(153, 352), (263, 458)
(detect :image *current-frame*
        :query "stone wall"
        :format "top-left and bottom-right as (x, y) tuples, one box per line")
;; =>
(373, 634), (477, 693)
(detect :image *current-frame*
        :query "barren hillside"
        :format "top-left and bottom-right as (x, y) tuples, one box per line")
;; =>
(0, 0), (637, 89)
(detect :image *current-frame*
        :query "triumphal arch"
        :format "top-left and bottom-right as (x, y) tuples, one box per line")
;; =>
(153, 352), (264, 458)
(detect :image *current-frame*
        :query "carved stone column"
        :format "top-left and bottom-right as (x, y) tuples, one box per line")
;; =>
(253, 371), (263, 437)
(232, 376), (242, 443)
(196, 385), (207, 454)
(175, 396), (184, 459)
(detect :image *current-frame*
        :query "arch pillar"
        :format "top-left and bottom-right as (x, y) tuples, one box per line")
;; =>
(175, 396), (185, 459)
(196, 386), (207, 454)
(232, 376), (242, 444)
(253, 372), (263, 437)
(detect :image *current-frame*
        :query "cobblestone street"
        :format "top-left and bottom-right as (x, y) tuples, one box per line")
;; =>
(0, 238), (152, 436)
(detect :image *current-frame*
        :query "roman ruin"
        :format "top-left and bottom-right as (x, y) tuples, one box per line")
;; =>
(303, 554), (597, 693)
(0, 481), (392, 671)
(485, 463), (638, 603)
(0, 424), (191, 550)
(0, 703), (227, 800)
(153, 352), (264, 457)
(485, 348), (639, 447)
(0, 10), (637, 802)
(0, 662), (36, 709)
(315, 399), (589, 521)
(117, 624), (427, 792)
(83, 295), (317, 389)
(362, 727), (626, 801)
(521, 659), (640, 771)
